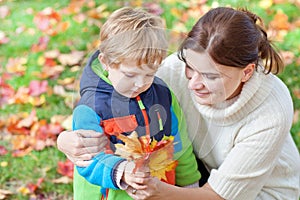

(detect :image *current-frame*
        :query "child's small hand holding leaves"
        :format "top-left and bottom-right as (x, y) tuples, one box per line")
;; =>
(122, 161), (150, 190)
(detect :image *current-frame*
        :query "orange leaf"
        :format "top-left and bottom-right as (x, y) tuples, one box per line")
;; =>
(57, 77), (75, 85)
(12, 146), (33, 157)
(57, 51), (85, 66)
(31, 36), (49, 52)
(7, 122), (31, 135)
(10, 86), (30, 104)
(17, 110), (37, 128)
(115, 132), (144, 160)
(5, 57), (27, 75)
(270, 10), (290, 30)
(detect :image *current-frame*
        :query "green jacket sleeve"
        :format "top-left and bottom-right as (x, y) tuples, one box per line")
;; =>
(170, 90), (201, 186)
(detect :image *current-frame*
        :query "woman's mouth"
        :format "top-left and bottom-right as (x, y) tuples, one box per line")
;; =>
(193, 91), (210, 98)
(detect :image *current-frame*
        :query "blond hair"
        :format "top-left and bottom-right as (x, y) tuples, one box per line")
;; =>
(99, 7), (168, 69)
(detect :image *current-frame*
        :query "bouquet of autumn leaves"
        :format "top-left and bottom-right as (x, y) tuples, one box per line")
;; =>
(114, 131), (178, 185)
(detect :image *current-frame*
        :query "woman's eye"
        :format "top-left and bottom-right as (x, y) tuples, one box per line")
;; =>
(204, 75), (219, 80)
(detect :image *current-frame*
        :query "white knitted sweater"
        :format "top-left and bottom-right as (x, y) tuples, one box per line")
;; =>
(157, 53), (300, 200)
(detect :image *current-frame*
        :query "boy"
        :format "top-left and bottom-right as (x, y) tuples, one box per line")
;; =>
(72, 7), (200, 200)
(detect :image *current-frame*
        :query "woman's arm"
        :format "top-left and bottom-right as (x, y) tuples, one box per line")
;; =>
(126, 177), (223, 200)
(57, 129), (107, 167)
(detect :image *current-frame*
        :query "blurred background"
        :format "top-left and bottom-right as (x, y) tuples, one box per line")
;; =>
(0, 0), (299, 199)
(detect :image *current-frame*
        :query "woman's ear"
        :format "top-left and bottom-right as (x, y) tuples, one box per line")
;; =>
(98, 53), (108, 70)
(241, 63), (255, 82)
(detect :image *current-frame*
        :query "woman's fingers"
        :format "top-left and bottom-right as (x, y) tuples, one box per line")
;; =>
(57, 130), (107, 166)
(75, 129), (103, 138)
(81, 137), (108, 149)
(74, 160), (93, 167)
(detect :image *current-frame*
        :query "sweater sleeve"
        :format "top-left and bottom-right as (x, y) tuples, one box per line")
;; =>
(170, 91), (201, 186)
(73, 105), (125, 189)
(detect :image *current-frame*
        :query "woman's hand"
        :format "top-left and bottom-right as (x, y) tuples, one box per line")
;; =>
(125, 176), (164, 200)
(57, 130), (108, 167)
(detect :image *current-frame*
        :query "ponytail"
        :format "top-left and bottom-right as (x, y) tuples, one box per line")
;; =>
(257, 26), (284, 74)
(240, 8), (284, 74)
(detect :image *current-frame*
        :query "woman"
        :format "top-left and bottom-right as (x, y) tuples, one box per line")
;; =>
(57, 7), (300, 199)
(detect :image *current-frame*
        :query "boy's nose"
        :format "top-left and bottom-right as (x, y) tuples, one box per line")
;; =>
(134, 77), (145, 87)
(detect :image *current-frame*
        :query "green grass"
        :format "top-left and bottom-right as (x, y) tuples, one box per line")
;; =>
(0, 147), (72, 199)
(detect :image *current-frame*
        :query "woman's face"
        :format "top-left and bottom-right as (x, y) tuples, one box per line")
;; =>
(185, 49), (247, 106)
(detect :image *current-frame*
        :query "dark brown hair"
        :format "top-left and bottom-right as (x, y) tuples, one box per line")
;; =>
(178, 7), (284, 74)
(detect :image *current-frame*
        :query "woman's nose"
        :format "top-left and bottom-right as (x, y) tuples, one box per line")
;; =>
(188, 73), (204, 90)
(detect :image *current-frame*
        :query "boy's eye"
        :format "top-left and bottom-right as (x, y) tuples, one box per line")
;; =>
(124, 73), (135, 78)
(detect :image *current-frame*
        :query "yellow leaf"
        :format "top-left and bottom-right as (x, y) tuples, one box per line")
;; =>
(259, 0), (273, 9)
(0, 161), (8, 167)
(115, 132), (144, 160)
(17, 186), (30, 195)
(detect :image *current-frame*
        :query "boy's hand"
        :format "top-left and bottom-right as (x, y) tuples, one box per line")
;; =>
(57, 130), (108, 167)
(122, 161), (150, 190)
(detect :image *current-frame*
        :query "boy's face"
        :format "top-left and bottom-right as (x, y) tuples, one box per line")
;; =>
(107, 59), (158, 98)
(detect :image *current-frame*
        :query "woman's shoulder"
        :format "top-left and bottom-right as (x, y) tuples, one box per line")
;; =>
(266, 74), (293, 112)
(248, 73), (294, 126)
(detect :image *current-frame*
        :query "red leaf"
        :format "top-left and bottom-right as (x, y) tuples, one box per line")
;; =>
(44, 57), (57, 67)
(0, 76), (15, 106)
(0, 146), (8, 156)
(57, 159), (74, 178)
(28, 80), (48, 96)
(0, 5), (10, 19)
(143, 3), (164, 15)
(0, 31), (9, 44)
(34, 7), (61, 32)
(26, 178), (44, 194)
(36, 120), (63, 141)
(31, 36), (49, 52)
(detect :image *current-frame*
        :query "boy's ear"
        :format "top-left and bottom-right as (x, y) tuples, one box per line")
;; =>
(98, 53), (108, 70)
(241, 63), (255, 82)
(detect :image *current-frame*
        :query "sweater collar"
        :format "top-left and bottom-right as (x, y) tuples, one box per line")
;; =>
(193, 69), (274, 125)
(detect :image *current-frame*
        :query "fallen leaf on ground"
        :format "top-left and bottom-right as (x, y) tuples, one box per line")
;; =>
(52, 176), (73, 184)
(0, 189), (13, 200)
(28, 80), (48, 96)
(57, 159), (74, 178)
(0, 146), (8, 156)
